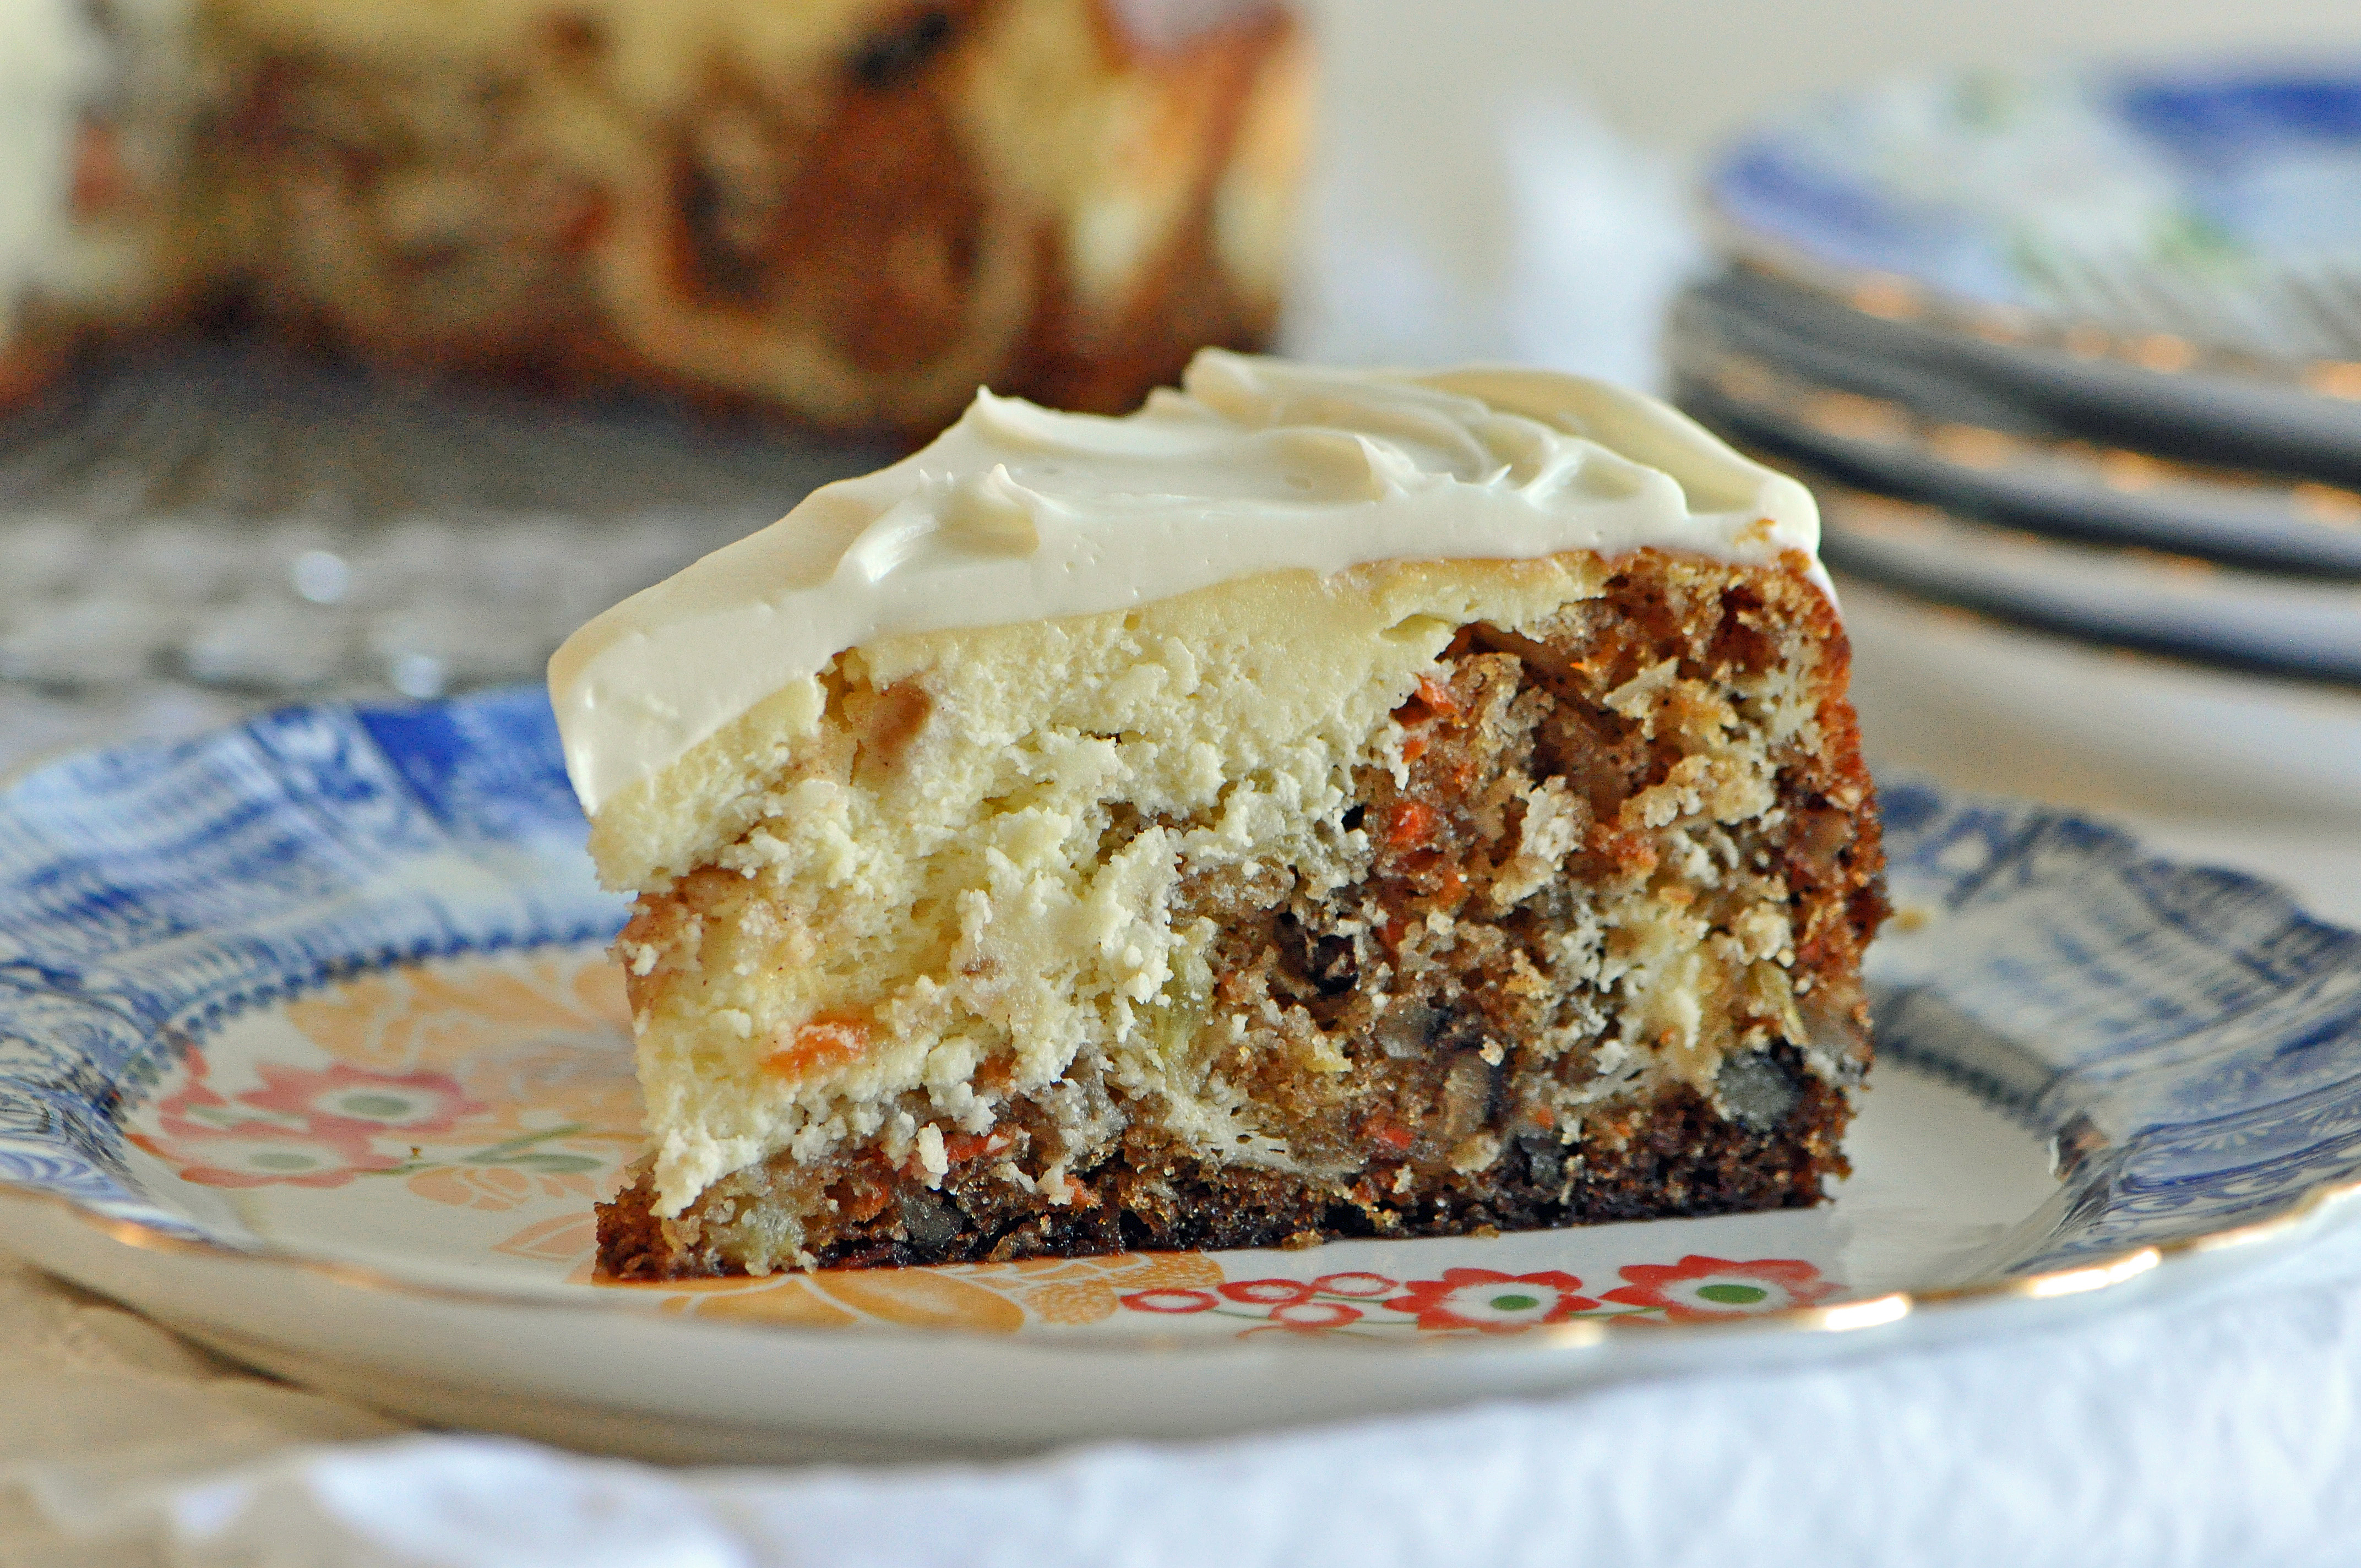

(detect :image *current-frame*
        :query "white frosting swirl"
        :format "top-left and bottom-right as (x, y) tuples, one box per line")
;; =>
(549, 351), (1823, 815)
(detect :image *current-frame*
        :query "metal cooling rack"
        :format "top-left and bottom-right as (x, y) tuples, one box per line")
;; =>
(0, 338), (886, 774)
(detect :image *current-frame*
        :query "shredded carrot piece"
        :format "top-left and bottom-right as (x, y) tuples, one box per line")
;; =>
(763, 1011), (869, 1079)
(1387, 801), (1438, 849)
(1415, 673), (1459, 714)
(940, 1130), (1012, 1164)
(70, 124), (129, 213)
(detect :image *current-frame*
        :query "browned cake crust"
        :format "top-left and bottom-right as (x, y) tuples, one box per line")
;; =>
(597, 553), (1886, 1278)
(599, 1055), (1850, 1273)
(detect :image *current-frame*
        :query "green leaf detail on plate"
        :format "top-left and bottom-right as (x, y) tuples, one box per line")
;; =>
(335, 1093), (417, 1119)
(490, 1153), (605, 1174)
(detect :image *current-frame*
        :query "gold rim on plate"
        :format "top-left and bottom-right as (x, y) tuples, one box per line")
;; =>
(1668, 320), (2361, 528)
(8, 1161), (2357, 1357)
(1704, 220), (2361, 404)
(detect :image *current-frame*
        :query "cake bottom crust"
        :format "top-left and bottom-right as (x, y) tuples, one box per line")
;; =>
(597, 1044), (1847, 1278)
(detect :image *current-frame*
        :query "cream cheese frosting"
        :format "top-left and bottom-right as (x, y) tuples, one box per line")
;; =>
(548, 350), (1823, 819)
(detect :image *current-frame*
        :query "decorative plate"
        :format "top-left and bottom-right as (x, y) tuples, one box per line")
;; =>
(1834, 575), (2361, 831)
(1706, 62), (2361, 490)
(1695, 263), (2361, 499)
(1710, 59), (2361, 364)
(1816, 484), (2361, 685)
(1666, 282), (2361, 689)
(3, 690), (2360, 1457)
(1668, 282), (2361, 579)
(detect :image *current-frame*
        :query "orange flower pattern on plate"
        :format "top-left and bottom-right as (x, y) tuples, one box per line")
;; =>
(131, 954), (639, 1198)
(633, 1252), (1229, 1333)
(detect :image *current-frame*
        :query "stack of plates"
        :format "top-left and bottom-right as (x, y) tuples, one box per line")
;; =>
(1672, 58), (2361, 798)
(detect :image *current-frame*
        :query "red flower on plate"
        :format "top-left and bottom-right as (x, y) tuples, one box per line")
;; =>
(1602, 1256), (1838, 1321)
(1266, 1300), (1364, 1331)
(1384, 1268), (1598, 1333)
(1219, 1278), (1316, 1307)
(147, 1049), (479, 1149)
(149, 1048), (282, 1143)
(1121, 1288), (1220, 1314)
(235, 1061), (480, 1138)
(134, 1047), (478, 1188)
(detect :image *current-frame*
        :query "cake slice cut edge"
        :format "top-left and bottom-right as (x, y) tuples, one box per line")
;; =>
(585, 543), (1884, 1278)
(585, 548), (1879, 1275)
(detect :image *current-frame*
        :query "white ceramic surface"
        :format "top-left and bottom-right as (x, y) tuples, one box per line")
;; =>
(1841, 576), (2361, 830)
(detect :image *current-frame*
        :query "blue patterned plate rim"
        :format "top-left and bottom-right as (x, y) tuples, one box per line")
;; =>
(4, 686), (2361, 1341)
(1665, 284), (2361, 581)
(1706, 57), (2361, 382)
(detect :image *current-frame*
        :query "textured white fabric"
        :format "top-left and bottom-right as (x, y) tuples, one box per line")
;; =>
(10, 1232), (2361, 1568)
(0, 1253), (402, 1568)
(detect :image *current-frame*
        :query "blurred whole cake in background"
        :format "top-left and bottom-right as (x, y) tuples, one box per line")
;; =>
(2, 0), (1304, 436)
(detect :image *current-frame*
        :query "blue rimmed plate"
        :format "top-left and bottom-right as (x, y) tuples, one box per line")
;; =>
(1, 689), (2358, 1458)
(1667, 280), (2361, 579)
(1707, 65), (2361, 486)
(1710, 59), (2361, 361)
(1810, 483), (2361, 686)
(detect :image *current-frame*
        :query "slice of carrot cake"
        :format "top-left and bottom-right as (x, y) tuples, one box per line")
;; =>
(548, 349), (1886, 1277)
